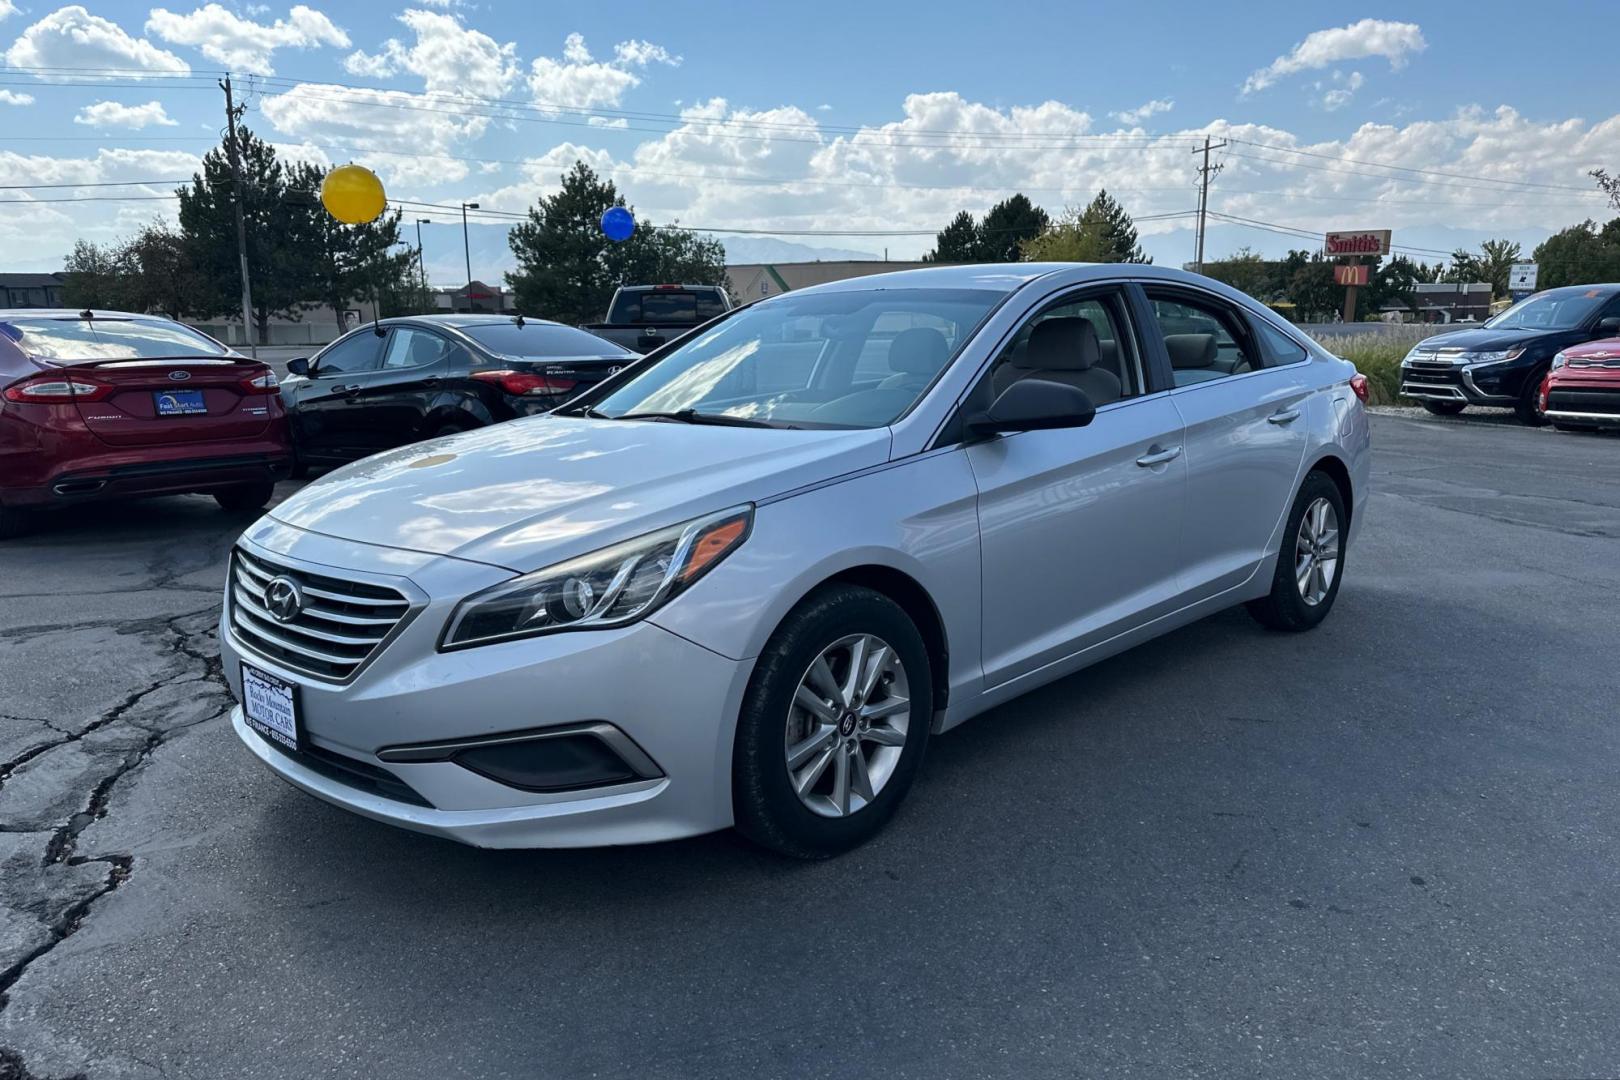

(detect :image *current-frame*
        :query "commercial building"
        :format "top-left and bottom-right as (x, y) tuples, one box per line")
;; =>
(0, 273), (68, 309)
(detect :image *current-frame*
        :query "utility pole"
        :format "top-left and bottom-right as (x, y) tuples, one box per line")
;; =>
(415, 218), (430, 296)
(1191, 134), (1227, 274)
(460, 202), (479, 291)
(219, 75), (257, 358)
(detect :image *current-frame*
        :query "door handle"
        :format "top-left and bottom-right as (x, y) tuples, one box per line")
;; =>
(1267, 407), (1302, 424)
(1135, 444), (1183, 468)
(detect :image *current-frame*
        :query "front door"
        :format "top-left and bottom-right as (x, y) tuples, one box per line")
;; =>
(294, 328), (389, 462)
(967, 286), (1189, 688)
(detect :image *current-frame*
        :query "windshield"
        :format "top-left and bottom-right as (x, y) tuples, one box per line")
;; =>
(0, 316), (230, 361)
(588, 288), (1003, 429)
(460, 321), (633, 359)
(1485, 289), (1613, 331)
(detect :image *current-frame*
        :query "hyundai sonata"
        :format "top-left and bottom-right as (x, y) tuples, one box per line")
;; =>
(222, 264), (1370, 857)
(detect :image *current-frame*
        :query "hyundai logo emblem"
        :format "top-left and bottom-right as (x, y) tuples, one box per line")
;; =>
(263, 576), (304, 622)
(607, 365), (622, 376)
(169, 370), (192, 381)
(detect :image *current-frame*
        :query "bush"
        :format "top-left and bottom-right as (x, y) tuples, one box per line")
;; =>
(1309, 326), (1443, 406)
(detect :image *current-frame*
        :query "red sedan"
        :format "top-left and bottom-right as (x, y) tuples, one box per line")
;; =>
(0, 310), (292, 539)
(1541, 337), (1620, 432)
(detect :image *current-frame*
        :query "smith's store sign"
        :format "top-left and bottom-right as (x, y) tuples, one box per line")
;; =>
(1324, 229), (1392, 257)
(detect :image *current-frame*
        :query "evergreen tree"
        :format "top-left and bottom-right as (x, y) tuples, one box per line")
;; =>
(1532, 218), (1620, 288)
(506, 161), (728, 324)
(925, 211), (980, 263)
(1020, 189), (1150, 264)
(282, 161), (416, 328)
(1080, 189), (1149, 263)
(977, 194), (1049, 262)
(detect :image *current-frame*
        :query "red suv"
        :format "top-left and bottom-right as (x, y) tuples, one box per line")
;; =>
(1541, 337), (1620, 432)
(0, 310), (292, 538)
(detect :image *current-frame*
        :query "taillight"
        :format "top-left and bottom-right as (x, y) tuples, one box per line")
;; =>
(240, 370), (280, 395)
(1349, 373), (1370, 403)
(471, 370), (578, 396)
(2, 376), (111, 404)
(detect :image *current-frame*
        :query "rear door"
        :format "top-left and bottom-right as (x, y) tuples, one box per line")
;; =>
(293, 329), (388, 460)
(1136, 285), (1311, 602)
(70, 359), (272, 447)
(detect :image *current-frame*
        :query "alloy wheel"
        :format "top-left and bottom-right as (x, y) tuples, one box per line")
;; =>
(783, 633), (910, 818)
(1294, 497), (1340, 607)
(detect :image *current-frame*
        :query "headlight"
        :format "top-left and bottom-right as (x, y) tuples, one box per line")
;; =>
(441, 505), (753, 649)
(1465, 348), (1525, 365)
(1549, 351), (1568, 371)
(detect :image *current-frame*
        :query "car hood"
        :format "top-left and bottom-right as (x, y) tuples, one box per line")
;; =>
(1415, 327), (1568, 353)
(268, 415), (891, 571)
(1561, 335), (1620, 361)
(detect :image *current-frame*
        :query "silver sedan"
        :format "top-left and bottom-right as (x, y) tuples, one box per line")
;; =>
(220, 263), (1371, 857)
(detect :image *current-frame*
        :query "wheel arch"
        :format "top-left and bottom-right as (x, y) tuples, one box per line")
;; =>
(792, 564), (952, 714)
(1305, 452), (1354, 531)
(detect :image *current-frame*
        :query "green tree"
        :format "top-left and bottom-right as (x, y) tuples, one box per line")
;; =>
(1532, 218), (1620, 288)
(506, 161), (728, 324)
(61, 239), (134, 311)
(1021, 189), (1149, 263)
(1369, 254), (1424, 318)
(977, 194), (1050, 262)
(1446, 238), (1520, 299)
(1200, 247), (1274, 299)
(924, 211), (980, 263)
(1287, 257), (1339, 321)
(282, 162), (417, 328)
(176, 127), (304, 342)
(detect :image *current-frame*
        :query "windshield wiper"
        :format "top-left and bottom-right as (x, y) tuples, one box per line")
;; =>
(614, 408), (789, 429)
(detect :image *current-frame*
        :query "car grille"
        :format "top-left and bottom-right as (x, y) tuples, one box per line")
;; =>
(229, 547), (414, 682)
(1547, 386), (1620, 416)
(1400, 360), (1466, 399)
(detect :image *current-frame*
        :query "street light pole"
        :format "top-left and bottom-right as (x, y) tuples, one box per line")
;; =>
(414, 218), (429, 288)
(460, 203), (478, 299)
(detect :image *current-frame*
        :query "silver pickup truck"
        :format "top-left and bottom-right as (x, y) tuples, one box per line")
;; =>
(581, 284), (733, 354)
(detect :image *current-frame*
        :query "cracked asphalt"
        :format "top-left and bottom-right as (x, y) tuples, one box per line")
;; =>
(2, 414), (1618, 1080)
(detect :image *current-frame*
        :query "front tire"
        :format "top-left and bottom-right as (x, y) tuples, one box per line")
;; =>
(1514, 373), (1549, 427)
(1246, 472), (1346, 633)
(733, 585), (933, 858)
(1422, 400), (1466, 416)
(213, 481), (274, 514)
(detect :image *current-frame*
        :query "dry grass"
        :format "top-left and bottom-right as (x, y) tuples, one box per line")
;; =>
(1308, 326), (1443, 406)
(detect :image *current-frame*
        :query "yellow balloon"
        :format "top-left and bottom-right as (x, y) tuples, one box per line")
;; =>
(320, 164), (386, 224)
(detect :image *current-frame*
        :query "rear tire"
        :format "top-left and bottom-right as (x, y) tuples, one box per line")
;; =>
(733, 585), (933, 859)
(0, 506), (33, 540)
(1246, 472), (1347, 633)
(1421, 400), (1466, 416)
(1514, 374), (1549, 427)
(213, 481), (274, 514)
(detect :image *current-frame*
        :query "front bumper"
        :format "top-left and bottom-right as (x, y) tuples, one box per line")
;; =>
(1398, 358), (1520, 405)
(221, 523), (755, 848)
(1544, 378), (1620, 426)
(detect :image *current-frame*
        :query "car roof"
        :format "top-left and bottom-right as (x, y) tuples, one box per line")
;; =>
(394, 313), (570, 329)
(0, 308), (177, 320)
(791, 262), (1244, 297)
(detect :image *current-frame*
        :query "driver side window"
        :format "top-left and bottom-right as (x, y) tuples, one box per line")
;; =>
(314, 331), (385, 376)
(988, 291), (1142, 407)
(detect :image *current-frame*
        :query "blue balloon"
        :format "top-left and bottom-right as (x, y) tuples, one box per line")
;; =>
(601, 206), (635, 242)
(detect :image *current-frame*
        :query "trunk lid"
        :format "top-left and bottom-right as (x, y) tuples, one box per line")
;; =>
(58, 358), (275, 447)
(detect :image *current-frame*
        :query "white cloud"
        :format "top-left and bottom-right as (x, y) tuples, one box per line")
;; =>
(588, 115), (628, 128)
(4, 5), (190, 76)
(145, 4), (349, 74)
(74, 99), (179, 128)
(260, 82), (483, 186)
(1112, 98), (1174, 125)
(527, 32), (678, 111)
(1320, 71), (1364, 112)
(0, 89), (33, 105)
(0, 0), (17, 21)
(1243, 19), (1425, 95)
(343, 9), (518, 98)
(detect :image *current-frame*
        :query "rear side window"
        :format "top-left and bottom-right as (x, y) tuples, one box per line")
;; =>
(382, 327), (455, 369)
(314, 330), (385, 375)
(1251, 318), (1309, 366)
(1145, 293), (1262, 387)
(0, 317), (228, 360)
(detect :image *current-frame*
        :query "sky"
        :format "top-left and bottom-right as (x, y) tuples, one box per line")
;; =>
(1, 0), (1617, 284)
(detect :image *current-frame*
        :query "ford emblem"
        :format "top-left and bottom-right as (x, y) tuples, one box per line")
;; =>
(169, 370), (192, 381)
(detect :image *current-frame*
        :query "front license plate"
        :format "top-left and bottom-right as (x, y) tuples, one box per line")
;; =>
(241, 662), (301, 750)
(154, 388), (207, 416)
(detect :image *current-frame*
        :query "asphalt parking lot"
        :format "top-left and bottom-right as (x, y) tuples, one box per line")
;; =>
(2, 413), (1619, 1079)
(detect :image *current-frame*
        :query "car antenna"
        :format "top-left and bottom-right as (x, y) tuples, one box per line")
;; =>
(512, 313), (525, 328)
(79, 309), (94, 320)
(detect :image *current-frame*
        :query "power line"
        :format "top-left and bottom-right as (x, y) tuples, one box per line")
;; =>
(0, 179), (190, 189)
(1227, 137), (1596, 194)
(1205, 210), (1455, 259)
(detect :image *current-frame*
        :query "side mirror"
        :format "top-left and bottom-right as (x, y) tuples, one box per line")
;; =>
(286, 357), (310, 376)
(1594, 317), (1620, 338)
(967, 378), (1096, 436)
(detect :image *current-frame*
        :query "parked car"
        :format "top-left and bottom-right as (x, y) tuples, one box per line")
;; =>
(280, 314), (638, 473)
(581, 284), (733, 353)
(221, 263), (1370, 857)
(1399, 284), (1620, 424)
(1540, 336), (1620, 431)
(0, 309), (289, 539)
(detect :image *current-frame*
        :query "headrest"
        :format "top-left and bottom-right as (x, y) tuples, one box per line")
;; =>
(1026, 317), (1099, 371)
(1165, 333), (1217, 370)
(888, 327), (950, 375)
